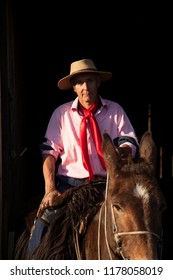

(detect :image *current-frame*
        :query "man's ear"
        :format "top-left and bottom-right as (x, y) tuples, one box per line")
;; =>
(73, 85), (77, 93)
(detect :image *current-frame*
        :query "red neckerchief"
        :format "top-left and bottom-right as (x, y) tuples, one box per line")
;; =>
(79, 99), (106, 180)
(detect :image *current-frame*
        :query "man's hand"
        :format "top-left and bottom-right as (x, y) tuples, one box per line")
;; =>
(117, 145), (132, 160)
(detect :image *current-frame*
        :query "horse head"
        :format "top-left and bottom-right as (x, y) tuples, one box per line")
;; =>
(101, 131), (166, 260)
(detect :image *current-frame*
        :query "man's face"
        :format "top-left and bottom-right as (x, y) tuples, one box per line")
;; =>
(72, 73), (100, 107)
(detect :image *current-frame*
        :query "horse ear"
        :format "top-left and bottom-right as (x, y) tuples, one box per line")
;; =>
(102, 132), (122, 172)
(139, 131), (157, 173)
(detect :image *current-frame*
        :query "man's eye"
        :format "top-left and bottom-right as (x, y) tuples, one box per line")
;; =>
(73, 81), (82, 86)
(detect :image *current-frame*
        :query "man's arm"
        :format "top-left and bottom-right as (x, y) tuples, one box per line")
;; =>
(41, 154), (61, 209)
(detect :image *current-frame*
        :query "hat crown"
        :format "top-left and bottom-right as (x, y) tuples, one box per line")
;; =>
(70, 59), (97, 75)
(58, 58), (112, 90)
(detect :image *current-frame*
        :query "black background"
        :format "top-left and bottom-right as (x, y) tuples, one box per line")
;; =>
(8, 1), (172, 259)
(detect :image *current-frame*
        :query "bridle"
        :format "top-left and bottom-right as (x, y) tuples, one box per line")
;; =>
(97, 173), (162, 260)
(110, 204), (161, 259)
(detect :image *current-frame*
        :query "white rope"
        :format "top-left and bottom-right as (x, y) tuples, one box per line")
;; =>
(104, 172), (113, 259)
(115, 230), (160, 239)
(97, 202), (104, 260)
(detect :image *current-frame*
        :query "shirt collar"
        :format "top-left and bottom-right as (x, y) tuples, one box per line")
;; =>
(71, 96), (107, 112)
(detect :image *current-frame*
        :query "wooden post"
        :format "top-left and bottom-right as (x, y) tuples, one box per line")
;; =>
(148, 103), (151, 132)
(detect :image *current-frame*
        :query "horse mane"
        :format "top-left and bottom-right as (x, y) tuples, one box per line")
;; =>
(31, 180), (106, 259)
(119, 159), (157, 181)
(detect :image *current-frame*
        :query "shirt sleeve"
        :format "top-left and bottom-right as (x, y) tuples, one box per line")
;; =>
(115, 103), (139, 157)
(41, 108), (63, 160)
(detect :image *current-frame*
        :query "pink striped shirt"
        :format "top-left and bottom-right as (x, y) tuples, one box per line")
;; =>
(42, 96), (138, 178)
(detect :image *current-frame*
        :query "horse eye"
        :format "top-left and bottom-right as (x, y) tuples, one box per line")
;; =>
(114, 204), (123, 212)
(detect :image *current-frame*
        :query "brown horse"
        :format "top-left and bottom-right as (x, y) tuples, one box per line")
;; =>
(14, 131), (166, 260)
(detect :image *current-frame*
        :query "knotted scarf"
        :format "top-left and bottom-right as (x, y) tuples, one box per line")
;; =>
(79, 100), (106, 180)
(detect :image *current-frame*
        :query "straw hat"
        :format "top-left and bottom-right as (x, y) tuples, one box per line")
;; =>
(58, 59), (112, 90)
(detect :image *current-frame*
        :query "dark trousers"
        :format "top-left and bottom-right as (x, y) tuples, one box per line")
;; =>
(28, 176), (87, 255)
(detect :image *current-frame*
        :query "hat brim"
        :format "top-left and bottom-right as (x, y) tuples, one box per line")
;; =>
(58, 70), (112, 90)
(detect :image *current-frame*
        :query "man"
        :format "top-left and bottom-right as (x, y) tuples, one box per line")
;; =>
(28, 58), (139, 255)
